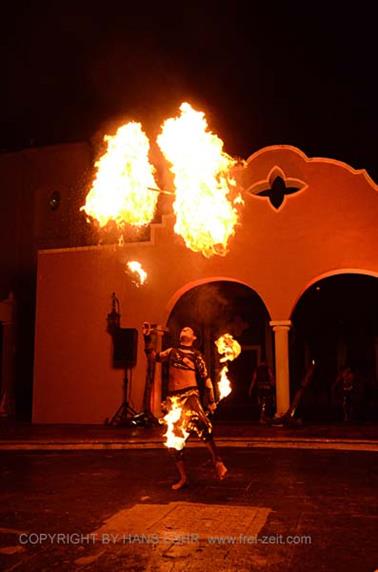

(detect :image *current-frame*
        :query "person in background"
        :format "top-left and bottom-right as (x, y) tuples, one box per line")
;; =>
(332, 366), (357, 422)
(249, 361), (275, 423)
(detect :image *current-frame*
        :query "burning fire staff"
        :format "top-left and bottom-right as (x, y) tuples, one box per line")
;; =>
(143, 325), (228, 490)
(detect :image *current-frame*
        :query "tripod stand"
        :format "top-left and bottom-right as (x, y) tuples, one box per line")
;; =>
(106, 368), (137, 426)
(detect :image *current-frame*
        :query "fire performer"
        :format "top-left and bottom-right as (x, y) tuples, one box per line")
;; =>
(143, 325), (228, 490)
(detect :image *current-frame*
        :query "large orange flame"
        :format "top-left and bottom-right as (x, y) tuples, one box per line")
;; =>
(81, 122), (159, 228)
(162, 397), (189, 450)
(157, 102), (239, 257)
(215, 333), (241, 401)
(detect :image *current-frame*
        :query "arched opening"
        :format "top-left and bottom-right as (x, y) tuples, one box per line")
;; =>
(290, 273), (378, 422)
(166, 280), (272, 421)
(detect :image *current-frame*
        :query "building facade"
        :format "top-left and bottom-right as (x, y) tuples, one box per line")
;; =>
(31, 146), (378, 423)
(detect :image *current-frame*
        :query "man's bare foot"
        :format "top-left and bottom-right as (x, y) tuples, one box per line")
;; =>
(215, 461), (228, 480)
(171, 478), (189, 491)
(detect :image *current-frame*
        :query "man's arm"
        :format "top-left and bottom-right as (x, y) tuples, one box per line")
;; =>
(144, 339), (172, 362)
(205, 377), (217, 412)
(155, 348), (172, 362)
(196, 352), (217, 411)
(142, 323), (171, 362)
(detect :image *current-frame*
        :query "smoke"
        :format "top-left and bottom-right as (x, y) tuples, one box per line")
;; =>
(167, 282), (251, 343)
(190, 284), (230, 326)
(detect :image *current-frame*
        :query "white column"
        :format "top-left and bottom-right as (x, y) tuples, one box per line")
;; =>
(270, 320), (291, 416)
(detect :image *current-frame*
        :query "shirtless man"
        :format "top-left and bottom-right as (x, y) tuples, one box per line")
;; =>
(144, 325), (228, 490)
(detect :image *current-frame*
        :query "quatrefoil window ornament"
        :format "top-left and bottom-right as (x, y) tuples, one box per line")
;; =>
(248, 167), (307, 210)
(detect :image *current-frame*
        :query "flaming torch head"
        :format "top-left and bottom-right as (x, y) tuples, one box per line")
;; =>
(126, 260), (147, 287)
(215, 333), (242, 363)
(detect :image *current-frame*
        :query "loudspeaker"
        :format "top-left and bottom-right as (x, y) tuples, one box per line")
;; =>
(112, 328), (138, 369)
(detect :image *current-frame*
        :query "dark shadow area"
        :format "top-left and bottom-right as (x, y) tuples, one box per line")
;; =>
(291, 274), (378, 423)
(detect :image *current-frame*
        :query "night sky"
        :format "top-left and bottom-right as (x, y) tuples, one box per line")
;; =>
(1, 1), (377, 178)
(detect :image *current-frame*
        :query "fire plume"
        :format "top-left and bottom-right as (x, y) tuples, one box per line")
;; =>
(126, 260), (147, 287)
(157, 102), (239, 257)
(162, 397), (189, 450)
(82, 122), (159, 228)
(218, 366), (232, 400)
(215, 333), (241, 363)
(215, 333), (241, 401)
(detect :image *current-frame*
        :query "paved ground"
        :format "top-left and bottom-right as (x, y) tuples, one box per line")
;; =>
(2, 421), (378, 441)
(1, 421), (378, 452)
(0, 447), (377, 571)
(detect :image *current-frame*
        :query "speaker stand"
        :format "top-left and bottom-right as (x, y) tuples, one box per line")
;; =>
(106, 369), (137, 427)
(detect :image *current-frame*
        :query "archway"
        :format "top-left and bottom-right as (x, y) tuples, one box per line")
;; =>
(290, 273), (378, 422)
(166, 280), (271, 421)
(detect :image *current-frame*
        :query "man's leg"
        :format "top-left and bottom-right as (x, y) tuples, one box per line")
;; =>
(169, 448), (188, 490)
(204, 436), (228, 480)
(186, 394), (229, 481)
